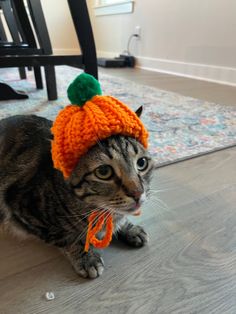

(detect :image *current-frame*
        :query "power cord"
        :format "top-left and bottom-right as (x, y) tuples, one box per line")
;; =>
(122, 33), (139, 56)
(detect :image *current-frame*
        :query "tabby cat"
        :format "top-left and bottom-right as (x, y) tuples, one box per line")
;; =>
(0, 110), (154, 279)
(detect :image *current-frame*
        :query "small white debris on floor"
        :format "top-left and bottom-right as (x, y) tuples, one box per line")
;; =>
(45, 291), (55, 301)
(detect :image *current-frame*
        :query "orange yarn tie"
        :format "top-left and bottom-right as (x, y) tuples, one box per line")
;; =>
(84, 211), (113, 252)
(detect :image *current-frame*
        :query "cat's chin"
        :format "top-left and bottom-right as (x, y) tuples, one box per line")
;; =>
(132, 208), (142, 216)
(116, 204), (142, 216)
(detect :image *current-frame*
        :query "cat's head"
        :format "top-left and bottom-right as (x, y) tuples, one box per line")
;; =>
(68, 107), (154, 216)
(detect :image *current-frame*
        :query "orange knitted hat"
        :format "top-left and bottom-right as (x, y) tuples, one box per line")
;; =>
(51, 73), (149, 178)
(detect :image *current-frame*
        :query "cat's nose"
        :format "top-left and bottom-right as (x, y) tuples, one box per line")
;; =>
(133, 191), (142, 202)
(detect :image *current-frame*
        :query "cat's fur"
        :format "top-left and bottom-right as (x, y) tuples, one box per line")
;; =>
(0, 113), (154, 278)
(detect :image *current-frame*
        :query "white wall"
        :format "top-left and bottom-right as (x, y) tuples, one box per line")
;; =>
(89, 0), (236, 85)
(41, 0), (81, 54)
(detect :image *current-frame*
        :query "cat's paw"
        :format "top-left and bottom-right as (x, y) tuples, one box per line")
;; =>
(74, 251), (105, 279)
(121, 225), (149, 248)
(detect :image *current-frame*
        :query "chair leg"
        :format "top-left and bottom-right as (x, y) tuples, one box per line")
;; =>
(67, 0), (98, 79)
(19, 67), (26, 79)
(44, 66), (57, 101)
(34, 66), (43, 89)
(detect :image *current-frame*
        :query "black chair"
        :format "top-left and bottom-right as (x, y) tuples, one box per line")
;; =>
(0, 0), (28, 80)
(0, 9), (7, 41)
(0, 0), (98, 101)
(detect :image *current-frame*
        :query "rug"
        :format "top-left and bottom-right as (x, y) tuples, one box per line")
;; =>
(1, 66), (236, 166)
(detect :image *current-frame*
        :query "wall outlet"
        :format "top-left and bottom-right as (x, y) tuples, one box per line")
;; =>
(134, 26), (141, 38)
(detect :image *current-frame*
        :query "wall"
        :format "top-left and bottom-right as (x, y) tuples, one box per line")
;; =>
(88, 0), (236, 85)
(41, 0), (81, 55)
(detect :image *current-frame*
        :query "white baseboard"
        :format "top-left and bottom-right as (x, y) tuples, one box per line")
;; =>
(53, 48), (81, 55)
(97, 50), (236, 86)
(136, 56), (236, 87)
(97, 50), (119, 58)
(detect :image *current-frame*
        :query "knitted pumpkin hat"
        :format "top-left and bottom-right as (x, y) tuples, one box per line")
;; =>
(51, 73), (149, 178)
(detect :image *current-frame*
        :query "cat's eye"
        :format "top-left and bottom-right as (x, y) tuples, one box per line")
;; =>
(137, 157), (149, 171)
(94, 165), (114, 180)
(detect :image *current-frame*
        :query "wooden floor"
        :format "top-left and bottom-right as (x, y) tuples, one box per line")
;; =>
(1, 69), (236, 314)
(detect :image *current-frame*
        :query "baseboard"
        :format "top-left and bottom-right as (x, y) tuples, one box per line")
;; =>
(136, 56), (236, 87)
(54, 49), (117, 59)
(53, 48), (81, 55)
(97, 50), (119, 58)
(97, 50), (236, 86)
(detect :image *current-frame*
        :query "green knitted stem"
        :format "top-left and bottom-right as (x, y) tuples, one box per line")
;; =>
(67, 73), (102, 106)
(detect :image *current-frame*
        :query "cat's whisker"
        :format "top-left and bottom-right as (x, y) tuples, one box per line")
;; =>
(58, 209), (96, 219)
(149, 187), (178, 193)
(74, 208), (112, 244)
(58, 203), (110, 219)
(146, 200), (170, 215)
(146, 195), (170, 211)
(71, 209), (106, 244)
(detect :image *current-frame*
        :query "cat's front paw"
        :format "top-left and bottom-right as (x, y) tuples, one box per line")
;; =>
(120, 225), (149, 248)
(74, 251), (105, 279)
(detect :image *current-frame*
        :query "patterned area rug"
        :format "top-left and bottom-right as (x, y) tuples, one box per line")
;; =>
(1, 66), (236, 166)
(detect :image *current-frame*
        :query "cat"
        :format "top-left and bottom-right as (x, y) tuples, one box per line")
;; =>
(0, 109), (154, 279)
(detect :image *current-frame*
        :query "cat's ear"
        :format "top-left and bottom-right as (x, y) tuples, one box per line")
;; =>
(135, 106), (143, 118)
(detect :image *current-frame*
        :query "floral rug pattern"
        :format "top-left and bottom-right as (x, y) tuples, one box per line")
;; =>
(1, 66), (236, 166)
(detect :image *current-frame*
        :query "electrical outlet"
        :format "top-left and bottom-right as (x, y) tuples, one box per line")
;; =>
(134, 26), (141, 38)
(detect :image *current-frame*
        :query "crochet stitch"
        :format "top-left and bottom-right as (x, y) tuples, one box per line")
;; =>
(51, 73), (149, 251)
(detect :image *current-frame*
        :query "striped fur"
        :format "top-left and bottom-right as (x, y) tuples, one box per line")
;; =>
(0, 115), (154, 278)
